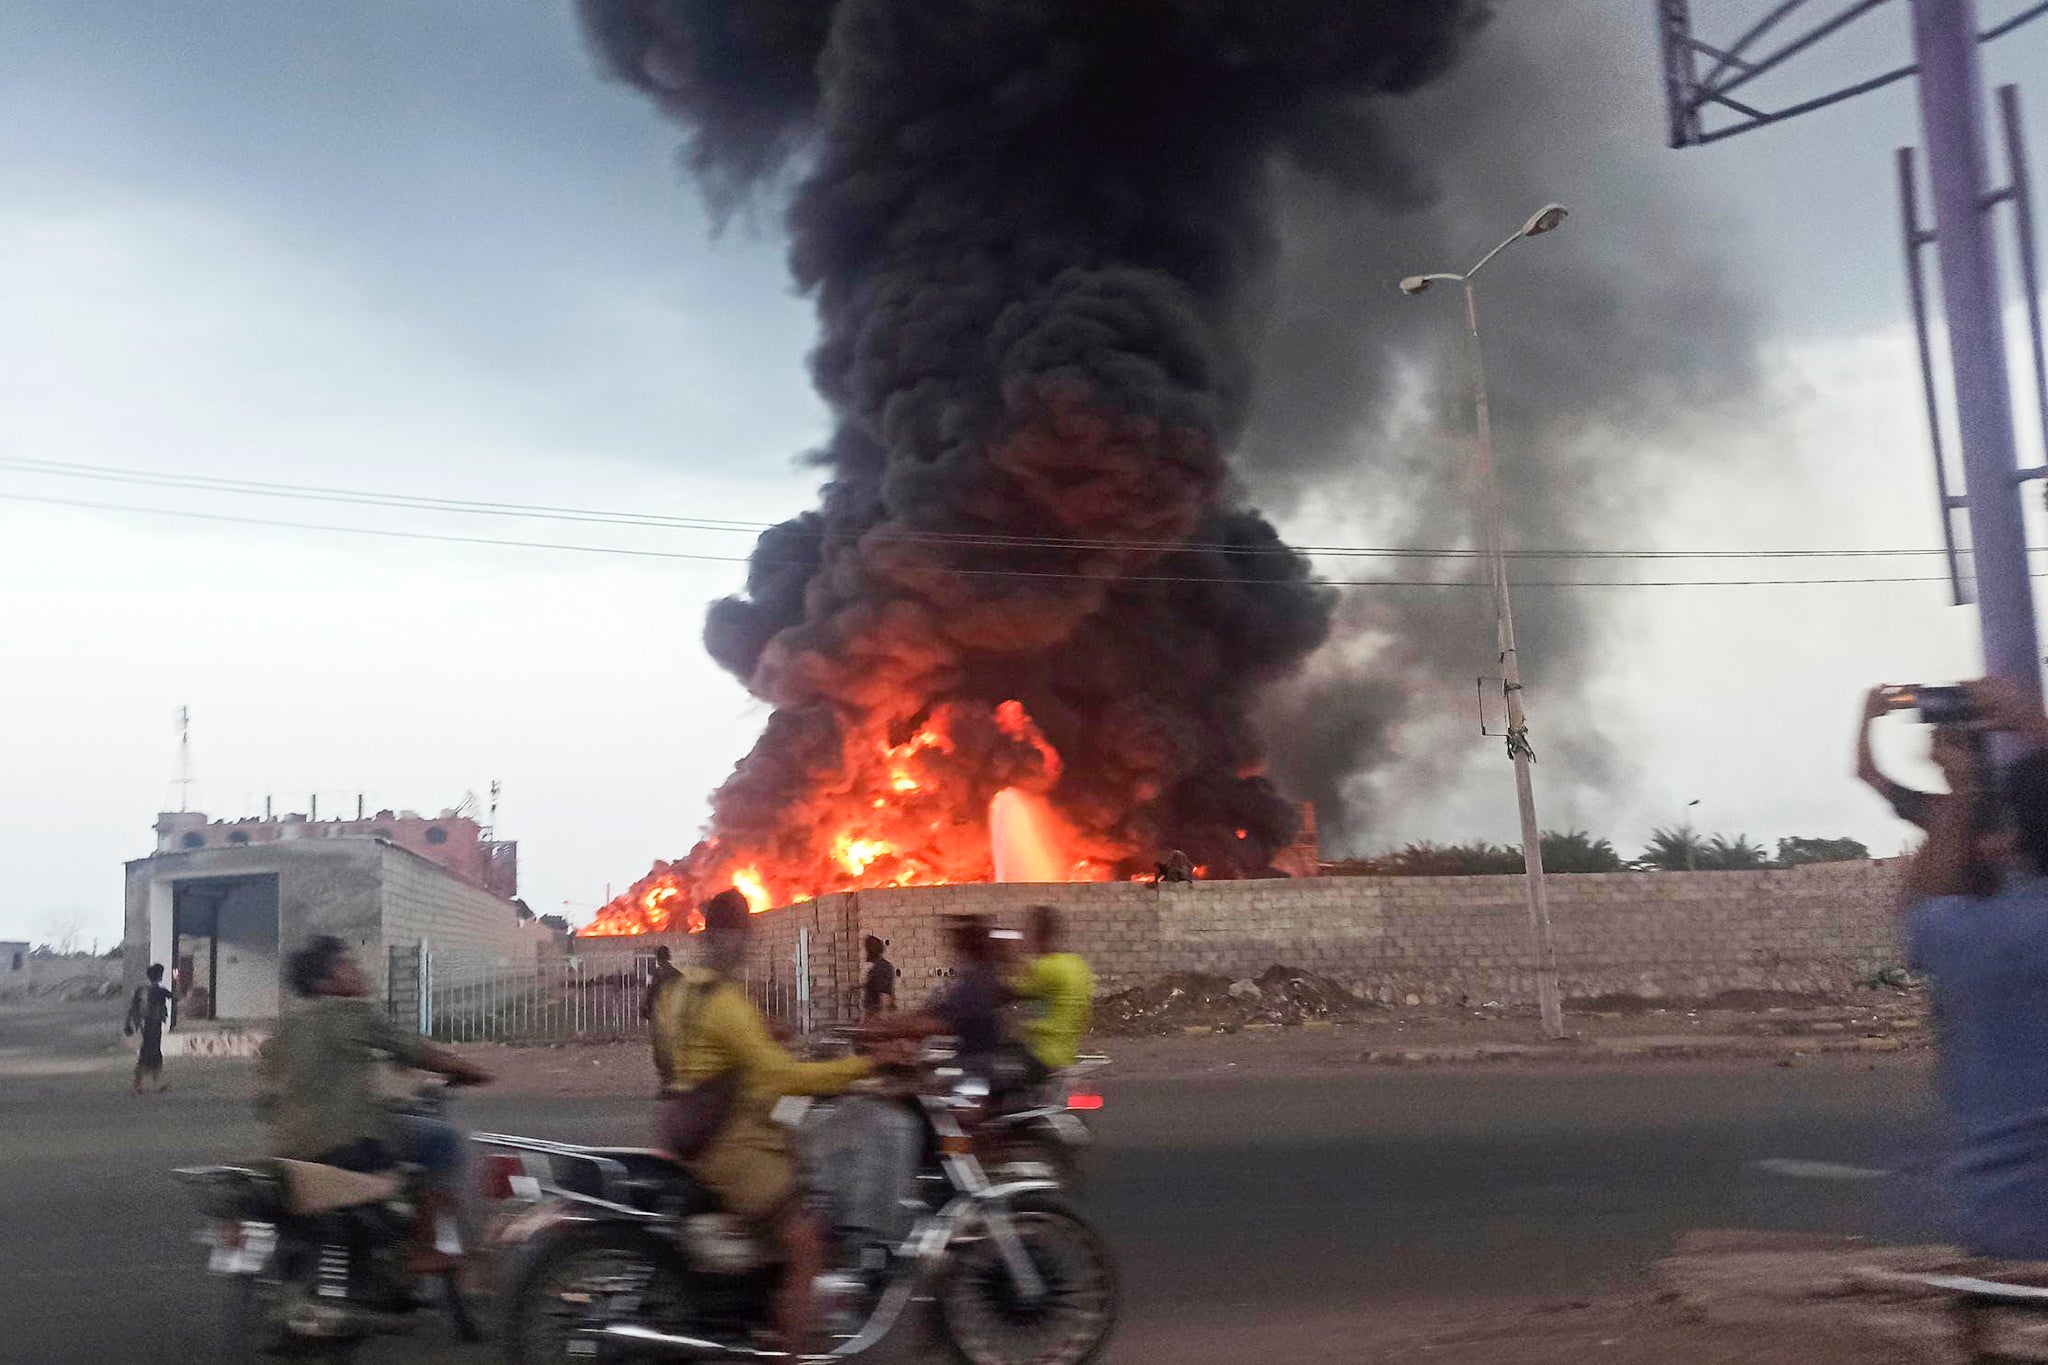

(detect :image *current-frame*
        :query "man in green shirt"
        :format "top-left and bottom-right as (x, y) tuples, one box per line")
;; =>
(259, 936), (490, 1270)
(1013, 904), (1094, 1078)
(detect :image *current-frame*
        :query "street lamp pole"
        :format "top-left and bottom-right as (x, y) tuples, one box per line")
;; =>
(1401, 204), (1570, 1041)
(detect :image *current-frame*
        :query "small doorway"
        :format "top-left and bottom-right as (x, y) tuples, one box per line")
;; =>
(171, 875), (281, 1021)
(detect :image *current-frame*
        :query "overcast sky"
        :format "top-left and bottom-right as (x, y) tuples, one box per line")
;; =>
(3, 1), (2046, 948)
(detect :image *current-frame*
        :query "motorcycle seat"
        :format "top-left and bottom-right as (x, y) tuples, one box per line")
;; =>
(275, 1159), (405, 1215)
(549, 1147), (719, 1215)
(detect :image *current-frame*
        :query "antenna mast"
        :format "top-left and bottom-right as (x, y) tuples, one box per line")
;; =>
(170, 706), (197, 813)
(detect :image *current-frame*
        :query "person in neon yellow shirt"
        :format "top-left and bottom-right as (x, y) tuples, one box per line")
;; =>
(1013, 904), (1094, 1077)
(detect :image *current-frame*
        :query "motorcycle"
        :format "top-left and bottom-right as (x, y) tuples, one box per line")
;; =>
(172, 1083), (488, 1361)
(986, 1055), (1108, 1189)
(486, 1052), (1120, 1364)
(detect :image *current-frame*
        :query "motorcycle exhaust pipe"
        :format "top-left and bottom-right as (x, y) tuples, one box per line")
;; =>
(593, 1322), (789, 1359)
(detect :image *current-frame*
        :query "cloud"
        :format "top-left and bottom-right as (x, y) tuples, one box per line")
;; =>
(0, 191), (825, 942)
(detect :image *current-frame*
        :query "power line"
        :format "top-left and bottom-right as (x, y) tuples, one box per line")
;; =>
(0, 452), (1986, 563)
(0, 488), (2001, 590)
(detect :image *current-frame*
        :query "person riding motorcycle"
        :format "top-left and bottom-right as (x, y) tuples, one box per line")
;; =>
(870, 915), (1007, 1070)
(257, 935), (491, 1272)
(651, 889), (909, 1354)
(1012, 904), (1095, 1085)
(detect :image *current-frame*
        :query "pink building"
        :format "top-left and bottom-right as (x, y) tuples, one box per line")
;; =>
(152, 807), (517, 901)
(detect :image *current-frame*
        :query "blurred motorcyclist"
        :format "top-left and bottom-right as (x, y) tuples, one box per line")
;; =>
(258, 935), (491, 1271)
(870, 915), (1006, 1074)
(651, 889), (908, 1353)
(1012, 904), (1094, 1085)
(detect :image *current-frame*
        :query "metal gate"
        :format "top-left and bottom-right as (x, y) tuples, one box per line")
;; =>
(386, 932), (824, 1044)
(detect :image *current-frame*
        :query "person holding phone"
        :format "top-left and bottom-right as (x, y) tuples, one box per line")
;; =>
(1900, 677), (2048, 1256)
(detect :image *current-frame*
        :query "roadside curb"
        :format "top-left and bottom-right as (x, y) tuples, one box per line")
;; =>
(1354, 1033), (1923, 1066)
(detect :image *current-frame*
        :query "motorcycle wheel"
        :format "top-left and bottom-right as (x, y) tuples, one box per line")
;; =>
(939, 1196), (1119, 1365)
(505, 1228), (685, 1365)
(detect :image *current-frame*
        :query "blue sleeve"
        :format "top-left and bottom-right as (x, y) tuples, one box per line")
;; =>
(1906, 896), (1969, 973)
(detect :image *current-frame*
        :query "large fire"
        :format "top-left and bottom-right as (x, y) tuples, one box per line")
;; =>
(581, 699), (1123, 936)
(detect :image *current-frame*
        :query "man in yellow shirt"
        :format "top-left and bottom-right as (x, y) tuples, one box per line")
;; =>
(652, 889), (894, 1352)
(1013, 904), (1095, 1080)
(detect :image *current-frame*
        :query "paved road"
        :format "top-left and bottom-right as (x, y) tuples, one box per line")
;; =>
(0, 1052), (1946, 1363)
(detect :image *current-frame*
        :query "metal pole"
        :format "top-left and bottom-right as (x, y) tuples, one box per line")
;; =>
(1910, 0), (2042, 693)
(1463, 280), (1566, 1040)
(1899, 146), (1974, 606)
(1996, 86), (2048, 486)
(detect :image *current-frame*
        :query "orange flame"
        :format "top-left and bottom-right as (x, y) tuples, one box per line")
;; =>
(833, 833), (891, 877)
(583, 699), (1134, 935)
(732, 867), (772, 915)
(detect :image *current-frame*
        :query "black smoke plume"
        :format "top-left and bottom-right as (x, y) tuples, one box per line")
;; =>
(1242, 7), (1764, 851)
(580, 0), (1498, 885)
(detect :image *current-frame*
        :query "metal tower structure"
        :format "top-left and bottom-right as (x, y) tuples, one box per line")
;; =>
(1656, 0), (2048, 694)
(169, 705), (197, 813)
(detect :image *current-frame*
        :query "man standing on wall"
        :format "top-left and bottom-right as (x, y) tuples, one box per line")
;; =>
(125, 963), (174, 1095)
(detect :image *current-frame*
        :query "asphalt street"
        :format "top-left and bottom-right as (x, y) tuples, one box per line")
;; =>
(0, 1048), (1946, 1365)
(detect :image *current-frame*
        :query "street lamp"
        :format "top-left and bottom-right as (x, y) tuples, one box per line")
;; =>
(1399, 202), (1571, 1041)
(1684, 798), (1702, 874)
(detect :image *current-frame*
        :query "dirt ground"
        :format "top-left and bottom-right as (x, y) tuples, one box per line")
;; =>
(415, 993), (1929, 1095)
(1122, 1294), (1910, 1364)
(0, 994), (1950, 1362)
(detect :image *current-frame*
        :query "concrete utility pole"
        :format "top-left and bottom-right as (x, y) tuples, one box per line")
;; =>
(1909, 0), (2041, 694)
(1401, 204), (1571, 1041)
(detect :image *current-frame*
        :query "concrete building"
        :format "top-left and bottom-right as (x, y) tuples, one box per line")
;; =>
(124, 808), (542, 1023)
(153, 806), (516, 900)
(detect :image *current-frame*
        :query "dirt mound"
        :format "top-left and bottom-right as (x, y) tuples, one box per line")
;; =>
(1097, 965), (1378, 1035)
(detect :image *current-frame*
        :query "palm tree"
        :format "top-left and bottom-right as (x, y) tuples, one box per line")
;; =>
(1539, 830), (1624, 873)
(1704, 834), (1769, 870)
(1639, 825), (1707, 871)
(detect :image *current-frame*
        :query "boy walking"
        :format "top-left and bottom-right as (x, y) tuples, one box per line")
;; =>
(125, 963), (174, 1094)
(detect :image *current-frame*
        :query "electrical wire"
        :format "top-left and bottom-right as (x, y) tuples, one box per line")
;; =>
(0, 488), (2002, 590)
(0, 453), (1992, 564)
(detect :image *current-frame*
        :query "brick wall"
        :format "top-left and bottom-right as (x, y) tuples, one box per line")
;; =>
(555, 861), (1906, 1021)
(377, 845), (541, 976)
(730, 862), (1908, 1013)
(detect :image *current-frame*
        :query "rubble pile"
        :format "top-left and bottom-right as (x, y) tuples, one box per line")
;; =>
(1096, 964), (1378, 1035)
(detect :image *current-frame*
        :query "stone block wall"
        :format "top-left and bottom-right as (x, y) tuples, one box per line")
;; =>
(378, 845), (541, 976)
(746, 861), (1907, 1013)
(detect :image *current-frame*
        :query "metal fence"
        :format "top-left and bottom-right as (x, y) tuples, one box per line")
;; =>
(389, 934), (823, 1044)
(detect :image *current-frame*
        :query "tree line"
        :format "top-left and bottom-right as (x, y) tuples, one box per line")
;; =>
(1324, 829), (1872, 878)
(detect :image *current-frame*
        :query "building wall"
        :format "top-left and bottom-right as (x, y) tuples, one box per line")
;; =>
(674, 862), (1909, 1015)
(377, 844), (543, 977)
(127, 844), (385, 1010)
(153, 810), (514, 896)
(123, 840), (537, 1016)
(0, 950), (122, 995)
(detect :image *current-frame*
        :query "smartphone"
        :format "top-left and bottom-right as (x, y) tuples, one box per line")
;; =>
(1880, 684), (1979, 726)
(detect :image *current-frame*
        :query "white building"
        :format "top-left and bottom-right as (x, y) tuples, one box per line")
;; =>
(123, 812), (547, 1022)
